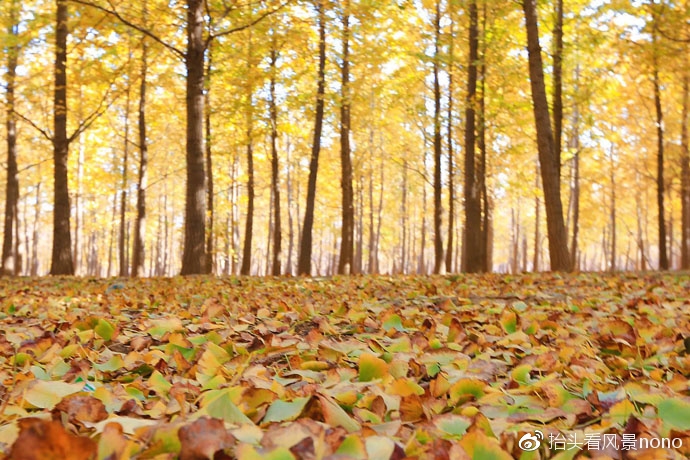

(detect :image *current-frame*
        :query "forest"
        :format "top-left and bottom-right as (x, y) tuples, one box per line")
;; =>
(0, 0), (687, 277)
(2, 0), (690, 459)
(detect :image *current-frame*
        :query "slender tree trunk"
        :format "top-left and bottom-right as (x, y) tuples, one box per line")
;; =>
(553, 0), (564, 178)
(355, 174), (363, 273)
(50, 0), (74, 275)
(479, 2), (489, 272)
(681, 73), (690, 269)
(368, 166), (375, 273)
(338, 1), (354, 275)
(521, 0), (571, 271)
(180, 0), (207, 275)
(107, 192), (117, 276)
(445, 17), (455, 273)
(464, 0), (482, 273)
(298, 0), (326, 275)
(653, 48), (668, 270)
(205, 44), (214, 274)
(533, 162), (540, 271)
(119, 74), (132, 277)
(402, 159), (408, 273)
(241, 32), (255, 276)
(432, 0), (444, 273)
(2, 0), (19, 276)
(269, 34), (282, 276)
(286, 142), (294, 275)
(569, 64), (581, 269)
(609, 146), (616, 271)
(375, 155), (384, 273)
(31, 182), (41, 276)
(132, 31), (148, 277)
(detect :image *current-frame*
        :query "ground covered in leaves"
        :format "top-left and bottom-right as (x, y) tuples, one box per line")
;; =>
(0, 273), (689, 459)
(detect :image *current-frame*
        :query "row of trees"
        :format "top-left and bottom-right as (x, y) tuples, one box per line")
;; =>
(1, 0), (689, 276)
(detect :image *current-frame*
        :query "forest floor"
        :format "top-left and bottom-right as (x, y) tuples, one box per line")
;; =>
(0, 273), (689, 459)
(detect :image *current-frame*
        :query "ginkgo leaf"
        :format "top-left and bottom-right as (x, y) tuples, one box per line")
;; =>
(24, 381), (85, 409)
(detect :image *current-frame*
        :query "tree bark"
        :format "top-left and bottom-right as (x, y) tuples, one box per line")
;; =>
(609, 146), (616, 271)
(132, 31), (148, 277)
(681, 73), (690, 269)
(552, 0), (564, 178)
(464, 0), (482, 273)
(269, 33), (282, 276)
(119, 72), (132, 277)
(286, 142), (294, 275)
(297, 0), (326, 276)
(533, 162), (540, 271)
(50, 0), (74, 275)
(205, 44), (214, 274)
(445, 15), (455, 274)
(653, 51), (668, 270)
(240, 31), (255, 276)
(180, 0), (207, 274)
(2, 0), (19, 276)
(338, 0), (354, 275)
(521, 0), (571, 271)
(569, 64), (581, 269)
(432, 0), (444, 274)
(479, 1), (489, 272)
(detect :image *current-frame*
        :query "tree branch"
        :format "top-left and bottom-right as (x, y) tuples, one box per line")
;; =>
(13, 110), (53, 142)
(69, 0), (186, 59)
(206, 0), (291, 46)
(68, 83), (122, 144)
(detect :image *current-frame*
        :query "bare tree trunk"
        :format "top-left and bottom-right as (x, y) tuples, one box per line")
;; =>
(107, 192), (117, 276)
(653, 44), (668, 270)
(681, 72), (690, 269)
(610, 146), (616, 271)
(286, 142), (294, 275)
(445, 15), (455, 273)
(355, 174), (364, 273)
(419, 148), (427, 274)
(31, 182), (41, 276)
(132, 28), (148, 277)
(268, 34), (282, 276)
(402, 159), (408, 274)
(552, 0), (564, 178)
(464, 0), (482, 273)
(205, 44), (214, 274)
(368, 166), (375, 273)
(50, 0), (75, 275)
(119, 69), (132, 277)
(375, 155), (384, 273)
(338, 0), (354, 275)
(432, 0), (444, 273)
(180, 0), (207, 275)
(298, 0), (327, 275)
(479, 2), (489, 272)
(569, 64), (581, 269)
(533, 161), (540, 271)
(241, 32), (255, 276)
(2, 0), (19, 276)
(521, 0), (571, 271)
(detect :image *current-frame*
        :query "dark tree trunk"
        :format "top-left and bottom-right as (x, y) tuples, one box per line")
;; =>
(205, 45), (214, 274)
(445, 16), (455, 274)
(338, 1), (354, 275)
(653, 52), (669, 270)
(240, 31), (255, 276)
(286, 143), (294, 275)
(533, 162), (540, 271)
(609, 146), (616, 272)
(432, 0), (444, 274)
(132, 34), (148, 277)
(298, 0), (326, 276)
(479, 2), (489, 272)
(2, 0), (19, 275)
(552, 0), (564, 178)
(269, 34), (282, 276)
(464, 0), (482, 273)
(50, 0), (74, 275)
(119, 77), (131, 277)
(521, 0), (571, 271)
(368, 166), (375, 273)
(681, 73), (690, 269)
(569, 64), (581, 269)
(354, 174), (364, 273)
(180, 0), (207, 274)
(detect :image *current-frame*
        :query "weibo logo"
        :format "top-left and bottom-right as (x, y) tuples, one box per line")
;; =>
(518, 430), (544, 451)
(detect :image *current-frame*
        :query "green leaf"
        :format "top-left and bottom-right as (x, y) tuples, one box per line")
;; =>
(262, 397), (310, 423)
(24, 380), (84, 409)
(95, 319), (116, 341)
(658, 398), (690, 430)
(382, 314), (405, 332)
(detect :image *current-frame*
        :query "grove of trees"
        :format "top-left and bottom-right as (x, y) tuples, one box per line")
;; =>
(1, 0), (689, 276)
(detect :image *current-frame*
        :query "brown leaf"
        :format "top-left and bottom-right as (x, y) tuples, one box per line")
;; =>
(178, 416), (235, 460)
(54, 395), (108, 424)
(7, 418), (96, 460)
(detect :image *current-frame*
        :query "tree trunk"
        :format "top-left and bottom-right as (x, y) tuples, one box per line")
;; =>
(50, 0), (74, 275)
(402, 159), (408, 274)
(681, 73), (690, 269)
(609, 146), (616, 271)
(269, 34), (282, 276)
(375, 155), (384, 273)
(119, 74), (132, 277)
(286, 142), (294, 275)
(569, 64), (581, 269)
(132, 33), (148, 277)
(479, 1), (489, 272)
(338, 1), (354, 275)
(298, 0), (326, 276)
(552, 0), (564, 178)
(180, 0), (207, 275)
(205, 44), (214, 274)
(533, 162), (540, 271)
(521, 0), (571, 271)
(464, 0), (482, 273)
(2, 0), (19, 276)
(653, 60), (668, 269)
(432, 0), (444, 274)
(31, 182), (41, 276)
(241, 31), (255, 276)
(445, 16), (454, 274)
